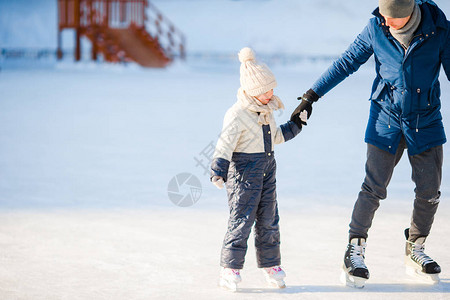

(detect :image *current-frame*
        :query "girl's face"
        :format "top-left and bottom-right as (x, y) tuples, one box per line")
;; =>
(255, 89), (274, 105)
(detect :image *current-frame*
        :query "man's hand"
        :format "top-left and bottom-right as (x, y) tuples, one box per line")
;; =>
(290, 99), (312, 126)
(301, 89), (320, 103)
(290, 89), (320, 127)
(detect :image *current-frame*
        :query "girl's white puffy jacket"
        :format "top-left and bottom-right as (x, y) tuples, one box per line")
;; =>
(211, 102), (301, 181)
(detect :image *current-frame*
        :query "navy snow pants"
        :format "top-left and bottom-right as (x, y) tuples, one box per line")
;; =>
(220, 152), (281, 269)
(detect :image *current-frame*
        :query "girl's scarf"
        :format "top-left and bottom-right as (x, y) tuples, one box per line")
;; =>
(237, 88), (285, 125)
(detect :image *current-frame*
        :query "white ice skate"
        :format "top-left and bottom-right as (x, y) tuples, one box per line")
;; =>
(262, 266), (286, 288)
(219, 267), (241, 292)
(405, 236), (440, 284)
(341, 238), (369, 289)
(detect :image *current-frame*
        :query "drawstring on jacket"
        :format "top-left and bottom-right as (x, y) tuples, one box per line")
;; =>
(416, 115), (420, 133)
(416, 88), (421, 133)
(388, 86), (396, 129)
(388, 101), (392, 129)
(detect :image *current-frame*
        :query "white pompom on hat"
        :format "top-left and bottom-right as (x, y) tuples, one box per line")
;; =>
(238, 47), (277, 97)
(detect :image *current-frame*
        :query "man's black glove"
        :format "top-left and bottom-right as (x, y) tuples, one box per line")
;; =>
(290, 89), (320, 127)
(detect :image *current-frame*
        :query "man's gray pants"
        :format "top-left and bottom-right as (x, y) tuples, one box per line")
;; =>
(349, 137), (443, 242)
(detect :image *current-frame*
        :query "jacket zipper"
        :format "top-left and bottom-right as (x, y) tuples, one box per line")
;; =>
(404, 33), (423, 61)
(404, 34), (424, 134)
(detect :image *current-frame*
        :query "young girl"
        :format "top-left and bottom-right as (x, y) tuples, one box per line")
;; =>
(210, 47), (307, 291)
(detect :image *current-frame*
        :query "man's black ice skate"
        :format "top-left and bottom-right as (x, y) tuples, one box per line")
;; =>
(404, 228), (440, 283)
(341, 237), (369, 288)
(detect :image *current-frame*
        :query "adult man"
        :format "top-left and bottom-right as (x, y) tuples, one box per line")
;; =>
(290, 0), (449, 288)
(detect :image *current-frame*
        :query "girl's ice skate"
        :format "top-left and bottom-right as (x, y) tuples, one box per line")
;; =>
(262, 266), (286, 288)
(405, 229), (440, 284)
(219, 267), (241, 292)
(341, 238), (370, 288)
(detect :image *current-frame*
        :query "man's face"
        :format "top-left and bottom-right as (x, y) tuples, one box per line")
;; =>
(382, 14), (412, 30)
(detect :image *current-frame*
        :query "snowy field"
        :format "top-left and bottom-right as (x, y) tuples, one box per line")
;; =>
(1, 0), (450, 299)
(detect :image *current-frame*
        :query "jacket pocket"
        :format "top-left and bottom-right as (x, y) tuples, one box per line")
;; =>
(415, 84), (440, 111)
(428, 83), (441, 108)
(239, 161), (256, 183)
(370, 81), (388, 101)
(232, 159), (252, 183)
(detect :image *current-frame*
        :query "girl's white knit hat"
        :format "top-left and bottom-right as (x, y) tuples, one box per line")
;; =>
(238, 47), (277, 97)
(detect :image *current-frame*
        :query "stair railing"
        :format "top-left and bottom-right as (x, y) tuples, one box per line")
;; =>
(145, 1), (186, 60)
(58, 0), (185, 63)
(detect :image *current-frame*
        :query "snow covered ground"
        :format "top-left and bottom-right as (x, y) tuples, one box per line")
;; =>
(1, 60), (450, 300)
(1, 0), (450, 299)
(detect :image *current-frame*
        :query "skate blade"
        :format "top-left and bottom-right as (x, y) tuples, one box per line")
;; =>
(405, 264), (440, 284)
(219, 278), (238, 292)
(267, 278), (286, 289)
(340, 268), (366, 289)
(262, 271), (286, 289)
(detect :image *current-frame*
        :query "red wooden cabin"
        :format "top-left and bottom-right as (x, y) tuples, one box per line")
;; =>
(57, 0), (185, 68)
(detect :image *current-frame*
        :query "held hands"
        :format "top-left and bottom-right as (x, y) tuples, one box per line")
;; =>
(211, 176), (224, 189)
(290, 89), (320, 128)
(299, 110), (308, 123)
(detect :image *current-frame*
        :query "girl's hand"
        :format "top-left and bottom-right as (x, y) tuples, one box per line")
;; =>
(300, 110), (308, 123)
(212, 176), (225, 189)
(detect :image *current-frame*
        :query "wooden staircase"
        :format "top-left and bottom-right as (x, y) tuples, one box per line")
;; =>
(57, 0), (185, 68)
